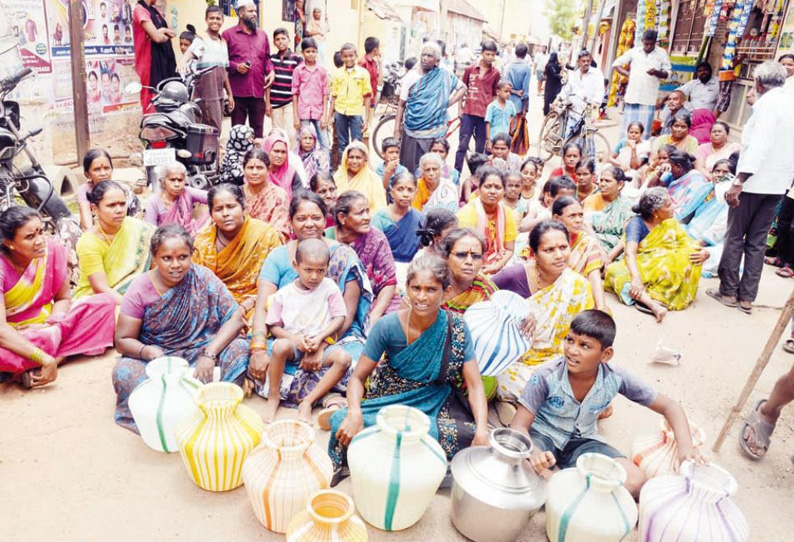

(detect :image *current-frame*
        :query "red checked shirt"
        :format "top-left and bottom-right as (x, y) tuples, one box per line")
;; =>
(461, 64), (500, 118)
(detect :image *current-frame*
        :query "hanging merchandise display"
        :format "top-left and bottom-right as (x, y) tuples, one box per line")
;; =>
(243, 419), (333, 534)
(635, 0), (647, 44)
(608, 17), (636, 108)
(175, 382), (264, 492)
(347, 405), (447, 531)
(450, 428), (547, 542)
(285, 490), (369, 542)
(128, 356), (202, 453)
(638, 461), (749, 542)
(631, 419), (707, 478)
(546, 453), (638, 542)
(707, 0), (726, 37)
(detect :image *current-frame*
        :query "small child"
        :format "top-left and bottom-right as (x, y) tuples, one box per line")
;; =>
(329, 43), (372, 165)
(520, 176), (576, 234)
(503, 170), (523, 215)
(429, 138), (460, 186)
(550, 141), (582, 181)
(519, 157), (542, 204)
(485, 80), (517, 147)
(292, 37), (330, 150)
(263, 239), (351, 423)
(490, 132), (522, 172)
(511, 310), (704, 498)
(376, 137), (407, 203)
(179, 25), (195, 55)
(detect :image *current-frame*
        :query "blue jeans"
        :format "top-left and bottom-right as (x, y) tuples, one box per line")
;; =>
(301, 119), (330, 151)
(530, 429), (624, 469)
(334, 112), (363, 164)
(454, 114), (487, 173)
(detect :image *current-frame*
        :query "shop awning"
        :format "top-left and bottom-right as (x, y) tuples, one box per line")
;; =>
(367, 0), (405, 22)
(446, 0), (487, 22)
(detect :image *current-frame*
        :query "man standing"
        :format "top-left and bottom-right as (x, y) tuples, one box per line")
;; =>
(534, 45), (549, 96)
(393, 42), (466, 173)
(559, 49), (604, 140)
(266, 27), (302, 145)
(505, 43), (531, 121)
(223, 0), (275, 139)
(612, 29), (671, 139)
(708, 61), (794, 314)
(455, 40), (500, 174)
(678, 61), (720, 116)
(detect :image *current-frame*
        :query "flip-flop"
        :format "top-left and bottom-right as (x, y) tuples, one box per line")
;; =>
(635, 302), (654, 315)
(317, 395), (348, 431)
(765, 256), (785, 267)
(776, 266), (794, 278)
(737, 301), (753, 315)
(739, 399), (776, 460)
(706, 288), (738, 308)
(783, 339), (794, 354)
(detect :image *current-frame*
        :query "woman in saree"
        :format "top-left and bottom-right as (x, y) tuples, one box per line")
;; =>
(492, 220), (594, 401)
(695, 122), (741, 180)
(585, 166), (633, 265)
(78, 148), (139, 230)
(0, 206), (116, 388)
(605, 188), (710, 322)
(457, 167), (517, 275)
(143, 162), (208, 235)
(112, 225), (250, 432)
(415, 208), (458, 260)
(310, 171), (338, 228)
(75, 181), (155, 304)
(609, 122), (651, 184)
(661, 150), (713, 224)
(295, 125), (330, 181)
(328, 191), (402, 322)
(334, 141), (387, 212)
(242, 148), (291, 242)
(262, 133), (303, 198)
(219, 125), (255, 186)
(371, 171), (425, 264)
(686, 159), (734, 278)
(249, 192), (373, 414)
(412, 152), (458, 213)
(440, 228), (497, 314)
(429, 138), (460, 186)
(649, 115), (699, 162)
(192, 184), (282, 316)
(552, 197), (608, 312)
(329, 255), (489, 483)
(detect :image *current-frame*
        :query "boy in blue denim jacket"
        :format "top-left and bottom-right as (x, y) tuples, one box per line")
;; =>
(511, 310), (704, 498)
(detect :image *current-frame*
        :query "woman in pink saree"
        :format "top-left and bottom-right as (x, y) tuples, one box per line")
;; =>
(143, 162), (209, 235)
(0, 207), (116, 388)
(263, 133), (303, 198)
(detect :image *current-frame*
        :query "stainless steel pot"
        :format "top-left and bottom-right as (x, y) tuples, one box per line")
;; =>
(450, 428), (547, 542)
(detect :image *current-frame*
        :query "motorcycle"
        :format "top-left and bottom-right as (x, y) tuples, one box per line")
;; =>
(0, 65), (82, 284)
(380, 61), (405, 105)
(128, 66), (220, 190)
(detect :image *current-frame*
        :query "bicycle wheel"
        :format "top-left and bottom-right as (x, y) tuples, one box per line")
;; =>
(372, 114), (396, 160)
(538, 112), (564, 163)
(588, 131), (612, 164)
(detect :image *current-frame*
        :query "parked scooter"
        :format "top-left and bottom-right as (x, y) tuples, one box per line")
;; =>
(128, 67), (219, 190)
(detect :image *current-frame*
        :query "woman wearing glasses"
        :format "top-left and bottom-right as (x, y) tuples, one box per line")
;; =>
(439, 228), (497, 314)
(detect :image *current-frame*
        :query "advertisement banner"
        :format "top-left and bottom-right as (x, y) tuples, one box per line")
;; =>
(4, 0), (52, 73)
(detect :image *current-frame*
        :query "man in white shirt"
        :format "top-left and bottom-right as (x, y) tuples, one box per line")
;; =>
(612, 29), (672, 139)
(559, 50), (604, 139)
(678, 61), (720, 115)
(708, 61), (794, 313)
(534, 45), (549, 95)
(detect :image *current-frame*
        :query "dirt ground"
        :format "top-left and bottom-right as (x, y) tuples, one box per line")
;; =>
(2, 95), (793, 542)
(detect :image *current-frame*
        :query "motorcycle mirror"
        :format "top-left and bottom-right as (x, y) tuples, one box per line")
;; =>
(125, 82), (143, 94)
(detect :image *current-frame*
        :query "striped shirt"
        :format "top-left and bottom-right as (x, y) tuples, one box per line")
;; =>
(269, 50), (302, 109)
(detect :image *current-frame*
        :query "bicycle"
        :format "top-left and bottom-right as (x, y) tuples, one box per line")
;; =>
(371, 109), (471, 161)
(538, 101), (611, 164)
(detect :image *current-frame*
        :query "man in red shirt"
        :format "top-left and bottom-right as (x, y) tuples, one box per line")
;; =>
(359, 36), (380, 140)
(454, 40), (500, 174)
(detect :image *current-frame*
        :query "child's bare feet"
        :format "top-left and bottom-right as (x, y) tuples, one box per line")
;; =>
(653, 304), (668, 323)
(298, 400), (314, 424)
(263, 398), (280, 424)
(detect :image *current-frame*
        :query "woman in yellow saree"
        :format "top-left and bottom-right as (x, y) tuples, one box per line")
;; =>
(74, 181), (154, 304)
(193, 184), (282, 318)
(334, 141), (387, 212)
(492, 221), (594, 401)
(605, 188), (710, 322)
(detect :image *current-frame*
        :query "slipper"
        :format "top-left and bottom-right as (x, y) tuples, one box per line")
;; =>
(739, 399), (776, 460)
(737, 301), (753, 315)
(765, 256), (785, 268)
(635, 302), (654, 315)
(317, 394), (347, 431)
(706, 288), (737, 308)
(783, 339), (794, 354)
(776, 266), (794, 278)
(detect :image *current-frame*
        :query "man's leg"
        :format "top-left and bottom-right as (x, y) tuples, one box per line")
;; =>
(739, 194), (782, 303)
(349, 114), (364, 143)
(231, 96), (249, 129)
(773, 195), (794, 266)
(472, 116), (487, 154)
(335, 112), (351, 165)
(742, 361), (794, 458)
(455, 113), (476, 173)
(249, 98), (266, 139)
(718, 200), (753, 299)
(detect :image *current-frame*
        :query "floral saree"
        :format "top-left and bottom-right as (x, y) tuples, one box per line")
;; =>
(244, 182), (291, 242)
(568, 231), (603, 276)
(442, 274), (497, 314)
(587, 194), (633, 252)
(666, 170), (713, 223)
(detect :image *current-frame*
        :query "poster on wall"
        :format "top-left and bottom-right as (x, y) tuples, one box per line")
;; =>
(3, 0), (52, 73)
(778, 3), (794, 57)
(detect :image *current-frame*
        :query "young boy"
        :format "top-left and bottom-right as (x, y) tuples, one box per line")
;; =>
(485, 81), (517, 146)
(330, 50), (344, 170)
(455, 40), (501, 174)
(511, 310), (704, 498)
(359, 36), (381, 141)
(263, 239), (351, 424)
(490, 132), (522, 172)
(267, 27), (303, 145)
(330, 43), (372, 164)
(292, 37), (329, 150)
(519, 175), (577, 233)
(375, 137), (407, 203)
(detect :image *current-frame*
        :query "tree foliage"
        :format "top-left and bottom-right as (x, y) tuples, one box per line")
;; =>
(543, 0), (583, 41)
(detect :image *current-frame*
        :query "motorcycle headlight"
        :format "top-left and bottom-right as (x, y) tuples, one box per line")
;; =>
(140, 126), (179, 142)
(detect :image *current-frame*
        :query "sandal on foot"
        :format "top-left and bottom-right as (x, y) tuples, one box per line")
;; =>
(776, 266), (794, 278)
(317, 394), (347, 431)
(706, 288), (737, 308)
(765, 256), (785, 267)
(783, 339), (794, 354)
(739, 399), (776, 460)
(737, 301), (753, 314)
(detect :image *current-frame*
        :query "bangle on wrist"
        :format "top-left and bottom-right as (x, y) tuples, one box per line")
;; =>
(30, 347), (46, 364)
(201, 349), (218, 362)
(139, 344), (148, 360)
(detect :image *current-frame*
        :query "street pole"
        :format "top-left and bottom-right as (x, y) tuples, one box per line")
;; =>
(582, 0), (595, 49)
(500, 0), (508, 42)
(68, 0), (90, 162)
(589, 0), (607, 52)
